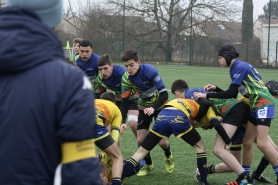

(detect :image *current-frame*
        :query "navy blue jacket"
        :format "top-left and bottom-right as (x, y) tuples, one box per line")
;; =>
(0, 7), (101, 185)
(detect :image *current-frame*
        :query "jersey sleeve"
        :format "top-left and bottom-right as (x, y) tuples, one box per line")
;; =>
(55, 69), (101, 184)
(230, 67), (248, 85)
(93, 74), (106, 93)
(121, 72), (132, 98)
(150, 67), (166, 93)
(111, 108), (122, 143)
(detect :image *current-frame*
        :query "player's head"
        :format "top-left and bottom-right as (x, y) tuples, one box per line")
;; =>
(72, 38), (83, 54)
(79, 40), (93, 62)
(218, 44), (239, 67)
(6, 0), (63, 28)
(265, 79), (278, 98)
(171, 79), (188, 98)
(121, 50), (140, 76)
(98, 54), (113, 79)
(100, 92), (116, 103)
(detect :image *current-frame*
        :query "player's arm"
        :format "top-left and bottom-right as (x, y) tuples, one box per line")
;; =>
(56, 72), (101, 185)
(120, 74), (132, 123)
(151, 71), (168, 110)
(195, 98), (210, 122)
(111, 109), (122, 143)
(206, 108), (231, 145)
(93, 74), (106, 93)
(206, 84), (240, 99)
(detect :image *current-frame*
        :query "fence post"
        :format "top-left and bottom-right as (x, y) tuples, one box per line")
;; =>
(141, 38), (145, 63)
(246, 40), (248, 62)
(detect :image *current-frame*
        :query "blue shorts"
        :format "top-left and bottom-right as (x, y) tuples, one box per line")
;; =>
(95, 124), (109, 141)
(231, 126), (245, 145)
(250, 105), (275, 119)
(150, 109), (192, 138)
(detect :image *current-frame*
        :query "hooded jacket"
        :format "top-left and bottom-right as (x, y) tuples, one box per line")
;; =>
(0, 7), (101, 185)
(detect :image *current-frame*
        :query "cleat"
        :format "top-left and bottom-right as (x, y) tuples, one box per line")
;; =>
(251, 171), (272, 184)
(223, 180), (239, 185)
(137, 163), (154, 176)
(165, 153), (174, 173)
(195, 168), (202, 182)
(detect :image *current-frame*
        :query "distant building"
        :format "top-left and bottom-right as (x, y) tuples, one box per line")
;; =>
(254, 18), (278, 66)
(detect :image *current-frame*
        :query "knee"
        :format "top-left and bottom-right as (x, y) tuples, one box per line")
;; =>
(158, 139), (169, 149)
(213, 147), (221, 157)
(128, 120), (137, 130)
(137, 138), (143, 146)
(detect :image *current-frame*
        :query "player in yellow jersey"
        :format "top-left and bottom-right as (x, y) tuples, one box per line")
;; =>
(121, 95), (217, 184)
(95, 93), (124, 185)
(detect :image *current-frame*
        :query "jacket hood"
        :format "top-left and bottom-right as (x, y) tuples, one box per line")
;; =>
(0, 7), (64, 74)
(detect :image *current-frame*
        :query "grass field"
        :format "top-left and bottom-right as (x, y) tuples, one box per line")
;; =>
(119, 65), (278, 185)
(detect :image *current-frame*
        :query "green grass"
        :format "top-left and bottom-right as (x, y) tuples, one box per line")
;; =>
(120, 65), (278, 185)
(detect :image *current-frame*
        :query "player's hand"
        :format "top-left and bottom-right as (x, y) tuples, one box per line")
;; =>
(193, 92), (207, 99)
(144, 107), (155, 116)
(191, 120), (199, 126)
(120, 123), (127, 135)
(218, 117), (223, 123)
(204, 84), (216, 91)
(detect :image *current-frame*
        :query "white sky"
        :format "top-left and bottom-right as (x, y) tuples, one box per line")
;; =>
(63, 0), (270, 21)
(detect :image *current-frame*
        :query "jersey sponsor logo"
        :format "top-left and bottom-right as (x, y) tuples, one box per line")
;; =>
(82, 76), (92, 89)
(154, 75), (161, 82)
(116, 82), (121, 87)
(89, 76), (97, 83)
(258, 107), (267, 118)
(138, 87), (157, 99)
(238, 85), (248, 96)
(233, 74), (241, 78)
(143, 81), (149, 84)
(98, 130), (104, 135)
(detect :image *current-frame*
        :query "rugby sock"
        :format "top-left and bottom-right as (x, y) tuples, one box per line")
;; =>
(273, 165), (278, 179)
(163, 144), (171, 157)
(242, 165), (250, 175)
(144, 153), (153, 165)
(254, 156), (269, 176)
(197, 152), (208, 183)
(111, 177), (121, 185)
(121, 158), (138, 178)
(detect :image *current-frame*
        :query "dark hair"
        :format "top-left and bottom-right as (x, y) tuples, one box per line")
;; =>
(98, 54), (112, 67)
(79, 40), (92, 48)
(121, 50), (138, 62)
(265, 79), (278, 96)
(218, 44), (239, 67)
(100, 92), (116, 103)
(171, 79), (188, 94)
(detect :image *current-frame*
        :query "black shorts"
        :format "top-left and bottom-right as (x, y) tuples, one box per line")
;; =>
(223, 101), (250, 127)
(137, 109), (161, 130)
(116, 99), (138, 110)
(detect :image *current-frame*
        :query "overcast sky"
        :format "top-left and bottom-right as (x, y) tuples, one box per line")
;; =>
(63, 0), (270, 21)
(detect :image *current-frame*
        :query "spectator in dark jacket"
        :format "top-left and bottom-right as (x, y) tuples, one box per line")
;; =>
(0, 0), (101, 185)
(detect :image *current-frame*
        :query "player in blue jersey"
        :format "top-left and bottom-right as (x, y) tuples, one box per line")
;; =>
(120, 50), (174, 176)
(194, 44), (278, 185)
(94, 54), (138, 138)
(76, 40), (101, 98)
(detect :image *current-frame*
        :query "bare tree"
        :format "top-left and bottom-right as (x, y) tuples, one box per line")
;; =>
(107, 0), (241, 62)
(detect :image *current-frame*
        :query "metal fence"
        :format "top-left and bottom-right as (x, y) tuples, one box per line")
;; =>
(63, 36), (278, 69)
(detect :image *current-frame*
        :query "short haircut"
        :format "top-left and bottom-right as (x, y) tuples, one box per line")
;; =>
(79, 40), (92, 48)
(100, 92), (116, 103)
(98, 54), (112, 67)
(121, 50), (138, 62)
(171, 79), (188, 94)
(72, 38), (83, 44)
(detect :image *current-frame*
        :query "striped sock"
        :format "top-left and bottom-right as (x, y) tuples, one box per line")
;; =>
(122, 158), (138, 179)
(242, 165), (250, 175)
(197, 152), (208, 183)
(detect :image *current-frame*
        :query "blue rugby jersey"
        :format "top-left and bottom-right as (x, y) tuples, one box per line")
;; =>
(76, 53), (100, 85)
(122, 64), (167, 109)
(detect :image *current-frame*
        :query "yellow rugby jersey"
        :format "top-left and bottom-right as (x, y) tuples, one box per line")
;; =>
(95, 99), (122, 143)
(165, 98), (217, 128)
